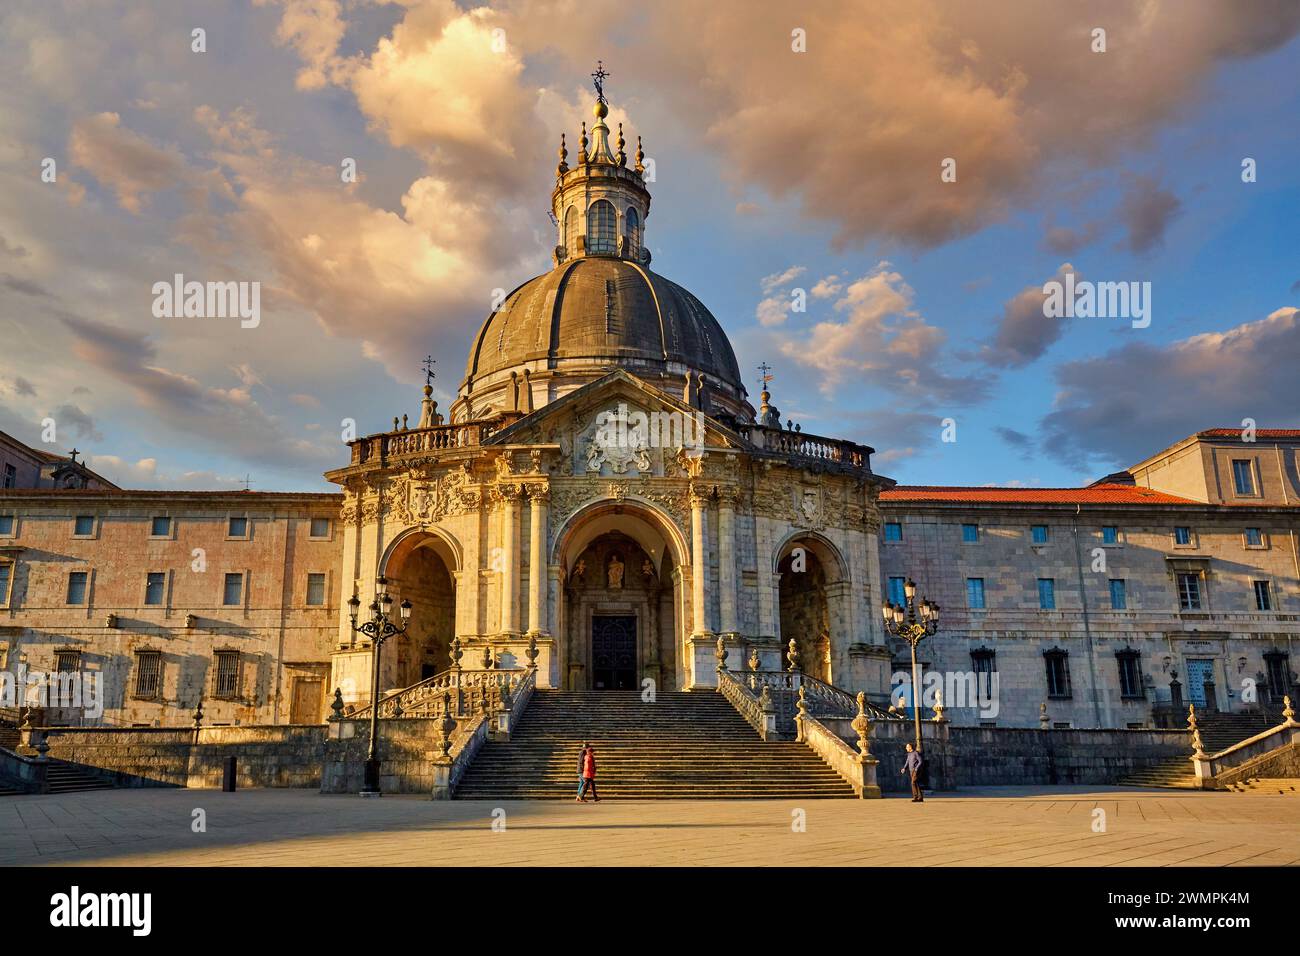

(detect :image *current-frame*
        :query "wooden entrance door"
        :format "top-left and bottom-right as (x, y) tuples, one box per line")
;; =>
(290, 678), (323, 724)
(591, 615), (637, 690)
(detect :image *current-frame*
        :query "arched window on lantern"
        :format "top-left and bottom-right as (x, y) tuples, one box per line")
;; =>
(624, 207), (640, 258)
(564, 206), (580, 257)
(586, 200), (617, 255)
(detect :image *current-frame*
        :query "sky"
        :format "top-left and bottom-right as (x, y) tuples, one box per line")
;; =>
(0, 0), (1297, 492)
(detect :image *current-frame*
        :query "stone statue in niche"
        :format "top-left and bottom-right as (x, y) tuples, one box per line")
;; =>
(607, 554), (625, 589)
(641, 558), (654, 582)
(572, 559), (586, 586)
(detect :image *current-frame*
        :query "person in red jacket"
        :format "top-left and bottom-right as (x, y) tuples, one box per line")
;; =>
(576, 744), (600, 802)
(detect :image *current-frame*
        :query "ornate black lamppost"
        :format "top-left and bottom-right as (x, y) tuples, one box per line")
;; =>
(347, 575), (412, 797)
(881, 577), (940, 750)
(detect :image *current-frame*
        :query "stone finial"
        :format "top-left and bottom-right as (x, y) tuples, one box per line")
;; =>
(578, 121), (589, 164)
(616, 122), (627, 166)
(329, 688), (345, 722)
(851, 692), (873, 761)
(525, 633), (539, 670)
(796, 684), (809, 720)
(748, 647), (760, 673)
(786, 638), (800, 673)
(932, 688), (946, 723)
(1188, 704), (1206, 757)
(1038, 701), (1049, 730)
(556, 131), (569, 177)
(391, 696), (404, 718)
(482, 645), (494, 670)
(1283, 695), (1296, 725)
(634, 135), (645, 174)
(715, 636), (728, 674)
(450, 636), (463, 670)
(759, 683), (774, 713)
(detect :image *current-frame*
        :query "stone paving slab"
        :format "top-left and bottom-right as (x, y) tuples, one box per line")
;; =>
(0, 786), (1296, 867)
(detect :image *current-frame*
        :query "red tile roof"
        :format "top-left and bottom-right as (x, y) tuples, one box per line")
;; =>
(880, 484), (1197, 505)
(1197, 428), (1300, 439)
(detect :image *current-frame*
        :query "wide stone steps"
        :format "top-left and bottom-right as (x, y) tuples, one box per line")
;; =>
(455, 690), (854, 799)
(1117, 757), (1198, 789)
(45, 760), (114, 794)
(1223, 778), (1298, 794)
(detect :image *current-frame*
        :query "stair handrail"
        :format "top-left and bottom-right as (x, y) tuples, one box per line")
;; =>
(798, 673), (903, 721)
(1192, 697), (1300, 787)
(348, 666), (526, 720)
(718, 669), (781, 740)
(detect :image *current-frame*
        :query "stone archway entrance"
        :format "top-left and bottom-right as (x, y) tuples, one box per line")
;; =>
(775, 534), (849, 684)
(553, 501), (686, 692)
(383, 531), (457, 689)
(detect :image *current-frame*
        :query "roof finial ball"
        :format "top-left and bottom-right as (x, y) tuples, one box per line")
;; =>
(557, 132), (569, 177)
(616, 122), (627, 167)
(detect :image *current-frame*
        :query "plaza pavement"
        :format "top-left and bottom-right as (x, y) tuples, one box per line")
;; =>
(1, 785), (1297, 867)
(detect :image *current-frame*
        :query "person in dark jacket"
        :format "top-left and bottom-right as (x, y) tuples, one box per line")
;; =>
(902, 743), (924, 802)
(575, 742), (590, 802)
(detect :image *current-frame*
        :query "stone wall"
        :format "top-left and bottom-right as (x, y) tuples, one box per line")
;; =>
(820, 718), (1189, 793)
(320, 715), (484, 794)
(37, 725), (326, 789)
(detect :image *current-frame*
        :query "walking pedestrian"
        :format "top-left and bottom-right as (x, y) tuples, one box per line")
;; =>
(902, 743), (924, 802)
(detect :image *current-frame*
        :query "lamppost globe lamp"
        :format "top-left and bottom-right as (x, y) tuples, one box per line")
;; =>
(347, 575), (413, 797)
(881, 577), (941, 750)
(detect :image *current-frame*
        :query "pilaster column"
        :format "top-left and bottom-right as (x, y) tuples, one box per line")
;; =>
(499, 484), (521, 635)
(690, 484), (712, 637)
(718, 486), (739, 640)
(526, 485), (549, 636)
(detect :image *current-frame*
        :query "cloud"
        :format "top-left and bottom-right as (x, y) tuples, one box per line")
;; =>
(1120, 176), (1182, 254)
(760, 265), (805, 294)
(0, 274), (51, 298)
(50, 403), (102, 442)
(0, 236), (30, 258)
(773, 262), (987, 405)
(1041, 306), (1300, 469)
(1042, 221), (1100, 255)
(68, 112), (192, 214)
(978, 263), (1077, 368)
(9, 377), (37, 397)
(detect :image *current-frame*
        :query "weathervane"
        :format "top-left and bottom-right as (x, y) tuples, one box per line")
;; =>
(592, 60), (609, 105)
(422, 354), (437, 386)
(757, 362), (774, 390)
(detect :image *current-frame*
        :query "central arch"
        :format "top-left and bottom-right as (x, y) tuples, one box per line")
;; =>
(379, 528), (461, 691)
(551, 497), (689, 691)
(773, 530), (850, 685)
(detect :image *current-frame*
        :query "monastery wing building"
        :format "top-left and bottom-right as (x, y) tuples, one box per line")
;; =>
(0, 91), (1297, 738)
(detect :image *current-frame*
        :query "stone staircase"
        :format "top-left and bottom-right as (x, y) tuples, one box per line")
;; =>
(454, 689), (855, 799)
(45, 760), (115, 794)
(1117, 711), (1277, 790)
(1223, 778), (1298, 795)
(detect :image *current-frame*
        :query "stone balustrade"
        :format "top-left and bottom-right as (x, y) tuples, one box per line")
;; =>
(735, 423), (875, 474)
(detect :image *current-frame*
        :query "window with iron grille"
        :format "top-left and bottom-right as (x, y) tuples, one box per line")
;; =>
(1044, 651), (1071, 698)
(1254, 580), (1272, 611)
(134, 650), (161, 699)
(55, 650), (81, 673)
(213, 651), (240, 698)
(971, 649), (996, 680)
(67, 571), (88, 605)
(1116, 650), (1144, 698)
(1177, 572), (1202, 610)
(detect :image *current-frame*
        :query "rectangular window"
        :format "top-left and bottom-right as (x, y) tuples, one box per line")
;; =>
(2, 463), (15, 488)
(74, 515), (95, 536)
(1254, 580), (1272, 611)
(1232, 459), (1256, 495)
(961, 523), (979, 542)
(966, 577), (986, 609)
(1265, 654), (1290, 701)
(1177, 573), (1202, 611)
(1109, 578), (1127, 610)
(883, 522), (902, 542)
(213, 651), (240, 698)
(1045, 653), (1071, 698)
(0, 515), (13, 535)
(1101, 526), (1118, 544)
(134, 651), (161, 699)
(1037, 578), (1056, 610)
(887, 576), (906, 606)
(1117, 653), (1144, 698)
(1031, 525), (1049, 544)
(228, 516), (248, 538)
(150, 516), (171, 537)
(67, 571), (88, 606)
(55, 650), (81, 673)
(309, 517), (330, 538)
(1173, 526), (1192, 546)
(223, 572), (243, 606)
(306, 572), (326, 606)
(0, 561), (13, 607)
(144, 572), (166, 606)
(971, 651), (995, 678)
(1244, 527), (1264, 547)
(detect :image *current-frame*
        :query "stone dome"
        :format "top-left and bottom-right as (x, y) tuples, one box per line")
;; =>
(458, 256), (746, 417)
